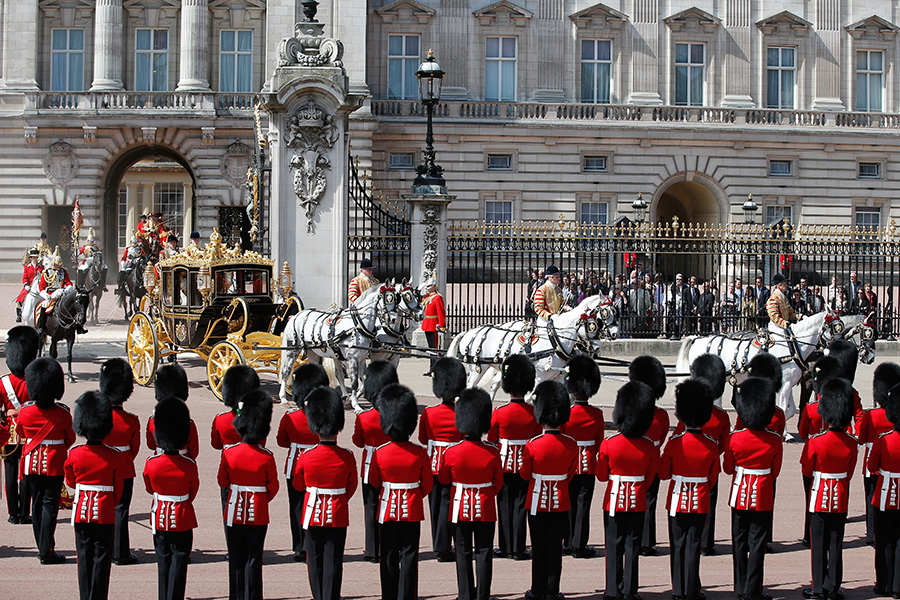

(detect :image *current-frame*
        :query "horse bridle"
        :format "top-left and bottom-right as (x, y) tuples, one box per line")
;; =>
(53, 289), (87, 330)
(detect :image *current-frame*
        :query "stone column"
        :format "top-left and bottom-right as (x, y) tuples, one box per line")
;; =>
(176, 0), (210, 91)
(628, 0), (662, 105)
(812, 0), (844, 111)
(721, 0), (754, 108)
(90, 0), (124, 92)
(125, 183), (140, 239)
(182, 182), (194, 241)
(2, 0), (39, 90)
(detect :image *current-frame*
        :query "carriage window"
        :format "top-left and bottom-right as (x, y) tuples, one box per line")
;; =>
(189, 273), (202, 306)
(243, 270), (267, 294)
(172, 269), (188, 305)
(216, 270), (239, 295)
(163, 271), (173, 306)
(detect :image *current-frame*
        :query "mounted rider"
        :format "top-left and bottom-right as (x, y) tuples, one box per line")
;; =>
(16, 247), (42, 323)
(116, 235), (143, 293)
(35, 232), (51, 263)
(766, 273), (798, 336)
(76, 227), (108, 291)
(348, 258), (379, 305)
(532, 264), (570, 321)
(36, 247), (86, 335)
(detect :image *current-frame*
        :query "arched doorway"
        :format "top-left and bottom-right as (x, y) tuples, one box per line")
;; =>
(654, 178), (721, 226)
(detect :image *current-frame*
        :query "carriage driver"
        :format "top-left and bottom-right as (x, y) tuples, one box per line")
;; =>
(533, 264), (570, 320)
(36, 247), (86, 335)
(348, 258), (379, 305)
(76, 228), (108, 292)
(765, 273), (798, 335)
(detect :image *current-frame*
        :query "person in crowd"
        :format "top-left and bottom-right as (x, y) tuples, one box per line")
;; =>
(791, 287), (809, 317)
(846, 272), (862, 302)
(867, 380), (900, 597)
(756, 276), (771, 327)
(652, 273), (667, 335)
(629, 279), (651, 336)
(809, 285), (826, 314)
(852, 283), (877, 317)
(669, 274), (694, 340)
(827, 276), (842, 311)
(722, 282), (738, 333)
(741, 285), (758, 330)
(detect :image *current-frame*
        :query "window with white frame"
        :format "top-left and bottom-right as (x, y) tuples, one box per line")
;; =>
(486, 154), (513, 171)
(766, 47), (795, 109)
(220, 30), (253, 92)
(859, 162), (882, 179)
(580, 201), (609, 225)
(674, 43), (704, 106)
(485, 200), (513, 223)
(117, 184), (128, 248)
(485, 37), (516, 102)
(856, 207), (881, 231)
(856, 50), (884, 112)
(51, 29), (84, 92)
(581, 40), (612, 104)
(387, 35), (419, 100)
(154, 182), (184, 236)
(583, 156), (608, 172)
(768, 159), (793, 176)
(389, 152), (415, 169)
(765, 205), (792, 226)
(136, 29), (169, 91)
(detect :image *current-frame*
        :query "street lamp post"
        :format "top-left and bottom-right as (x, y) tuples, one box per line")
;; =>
(631, 192), (647, 223)
(742, 194), (758, 224)
(413, 50), (446, 192)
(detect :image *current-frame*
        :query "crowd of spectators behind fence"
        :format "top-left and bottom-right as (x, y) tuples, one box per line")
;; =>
(526, 266), (894, 340)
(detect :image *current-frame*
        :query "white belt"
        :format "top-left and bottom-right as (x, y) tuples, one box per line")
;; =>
(303, 487), (347, 529)
(1, 376), (20, 409)
(865, 442), (876, 475)
(499, 439), (528, 470)
(378, 481), (420, 523)
(576, 440), (595, 447)
(155, 447), (188, 456)
(451, 482), (493, 523)
(608, 474), (644, 516)
(530, 473), (568, 515)
(109, 445), (130, 452)
(427, 439), (453, 457)
(71, 484), (115, 525)
(28, 438), (64, 445)
(226, 484), (268, 526)
(808, 471), (847, 513)
(879, 470), (900, 511)
(669, 476), (708, 517)
(362, 445), (376, 484)
(150, 493), (189, 534)
(729, 467), (771, 507)
(285, 443), (315, 477)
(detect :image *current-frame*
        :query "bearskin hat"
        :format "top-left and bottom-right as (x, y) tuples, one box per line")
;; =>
(533, 380), (571, 428)
(455, 388), (492, 438)
(291, 363), (330, 409)
(222, 365), (260, 411)
(6, 326), (39, 378)
(812, 355), (840, 396)
(613, 381), (655, 438)
(817, 377), (853, 429)
(364, 360), (399, 408)
(73, 391), (113, 442)
(747, 352), (783, 390)
(233, 389), (272, 444)
(378, 383), (419, 441)
(690, 354), (726, 400)
(674, 378), (713, 429)
(155, 363), (189, 402)
(827, 340), (859, 384)
(153, 396), (191, 452)
(735, 377), (776, 431)
(886, 382), (900, 430)
(565, 355), (601, 400)
(629, 355), (666, 400)
(305, 386), (344, 437)
(25, 357), (64, 409)
(431, 357), (467, 403)
(501, 354), (536, 398)
(875, 363), (900, 410)
(98, 358), (134, 405)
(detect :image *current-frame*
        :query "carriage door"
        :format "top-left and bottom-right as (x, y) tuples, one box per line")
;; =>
(167, 268), (192, 346)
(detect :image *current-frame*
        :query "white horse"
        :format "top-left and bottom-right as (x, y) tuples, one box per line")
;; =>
(446, 294), (619, 398)
(675, 310), (876, 421)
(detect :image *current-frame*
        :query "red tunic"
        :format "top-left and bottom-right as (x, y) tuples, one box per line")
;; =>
(276, 408), (319, 478)
(369, 440), (433, 523)
(211, 410), (242, 450)
(421, 292), (446, 332)
(146, 416), (200, 460)
(867, 430), (900, 511)
(645, 406), (671, 450)
(291, 441), (358, 528)
(217, 442), (279, 525)
(673, 405), (730, 454)
(487, 399), (542, 474)
(734, 406), (786, 437)
(858, 407), (894, 476)
(723, 428), (783, 511)
(351, 408), (390, 483)
(16, 402), (75, 476)
(560, 402), (605, 474)
(0, 373), (29, 411)
(17, 263), (41, 303)
(418, 402), (463, 474)
(37, 268), (72, 293)
(64, 443), (125, 525)
(659, 430), (720, 515)
(799, 398), (855, 439)
(143, 452), (200, 531)
(437, 439), (504, 522)
(102, 406), (141, 479)
(520, 430), (578, 514)
(800, 429), (858, 513)
(596, 433), (660, 513)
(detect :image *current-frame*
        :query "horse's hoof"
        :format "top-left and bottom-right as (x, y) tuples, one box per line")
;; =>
(67, 375), (76, 383)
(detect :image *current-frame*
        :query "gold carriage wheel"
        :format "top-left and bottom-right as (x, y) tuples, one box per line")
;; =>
(277, 348), (308, 397)
(206, 341), (246, 400)
(126, 312), (159, 386)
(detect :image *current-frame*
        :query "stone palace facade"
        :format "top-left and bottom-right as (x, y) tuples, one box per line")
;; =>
(1, 0), (899, 281)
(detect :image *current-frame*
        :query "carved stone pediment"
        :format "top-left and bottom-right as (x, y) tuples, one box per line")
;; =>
(124, 0), (180, 26)
(39, 0), (94, 27)
(376, 0), (436, 25)
(474, 0), (533, 27)
(664, 7), (720, 33)
(569, 3), (628, 30)
(209, 0), (266, 28)
(846, 15), (898, 41)
(756, 11), (812, 37)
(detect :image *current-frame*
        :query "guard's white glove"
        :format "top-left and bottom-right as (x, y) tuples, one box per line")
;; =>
(24, 285), (29, 291)
(65, 284), (73, 292)
(40, 291), (50, 301)
(51, 289), (63, 300)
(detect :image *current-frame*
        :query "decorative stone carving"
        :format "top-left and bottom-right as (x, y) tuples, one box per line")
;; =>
(221, 140), (252, 188)
(141, 127), (157, 142)
(202, 127), (216, 145)
(24, 126), (38, 144)
(277, 21), (343, 68)
(43, 141), (79, 186)
(423, 223), (438, 278)
(82, 126), (97, 144)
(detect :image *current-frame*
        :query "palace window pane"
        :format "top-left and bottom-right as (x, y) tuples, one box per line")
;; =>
(502, 37), (516, 58)
(675, 66), (688, 105)
(582, 39), (594, 61)
(485, 201), (512, 223)
(52, 29), (67, 51)
(221, 30), (235, 52)
(137, 29), (151, 50)
(689, 66), (703, 105)
(675, 43), (688, 63)
(486, 37), (499, 58)
(500, 62), (516, 101)
(387, 34), (419, 100)
(237, 30), (252, 52)
(581, 63), (595, 103)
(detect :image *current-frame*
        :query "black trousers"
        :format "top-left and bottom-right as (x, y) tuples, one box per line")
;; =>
(565, 474), (595, 550)
(154, 529), (192, 600)
(875, 509), (900, 594)
(701, 479), (718, 551)
(604, 510), (644, 598)
(4, 444), (29, 519)
(642, 475), (661, 549)
(809, 511), (846, 595)
(429, 479), (452, 553)
(286, 478), (305, 555)
(113, 477), (133, 560)
(731, 509), (771, 598)
(865, 474), (878, 545)
(497, 473), (528, 555)
(802, 475), (812, 543)
(454, 521), (494, 600)
(668, 512), (706, 598)
(361, 482), (381, 559)
(380, 521), (420, 600)
(306, 526), (346, 600)
(74, 522), (114, 600)
(425, 330), (440, 369)
(226, 524), (267, 600)
(528, 511), (567, 600)
(27, 474), (62, 557)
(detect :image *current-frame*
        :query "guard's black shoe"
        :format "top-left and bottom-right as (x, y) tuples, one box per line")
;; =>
(19, 515), (31, 525)
(801, 589), (821, 599)
(801, 538), (810, 548)
(7, 515), (17, 524)
(76, 325), (88, 335)
(874, 587), (890, 597)
(114, 553), (137, 565)
(562, 546), (574, 555)
(828, 590), (844, 600)
(39, 552), (66, 565)
(493, 549), (509, 559)
(436, 550), (455, 562)
(524, 590), (537, 600)
(574, 547), (596, 558)
(513, 551), (531, 561)
(363, 555), (379, 563)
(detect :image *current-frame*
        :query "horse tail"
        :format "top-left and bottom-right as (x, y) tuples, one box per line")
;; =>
(675, 336), (695, 373)
(322, 358), (339, 387)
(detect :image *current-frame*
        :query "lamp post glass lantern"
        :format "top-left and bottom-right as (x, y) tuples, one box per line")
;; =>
(632, 192), (647, 223)
(742, 194), (758, 224)
(414, 49), (446, 191)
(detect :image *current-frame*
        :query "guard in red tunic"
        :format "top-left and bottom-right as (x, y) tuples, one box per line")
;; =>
(659, 379), (719, 600)
(800, 378), (857, 600)
(438, 388), (504, 600)
(146, 364), (200, 460)
(725, 377), (783, 600)
(277, 363), (326, 562)
(419, 356), (465, 561)
(143, 396), (199, 600)
(351, 360), (398, 563)
(292, 387), (358, 600)
(628, 355), (670, 556)
(99, 358), (140, 566)
(868, 381), (900, 597)
(16, 248), (42, 322)
(420, 273), (446, 369)
(18, 357), (76, 564)
(217, 389), (279, 600)
(369, 384), (433, 600)
(65, 391), (124, 600)
(487, 355), (541, 560)
(521, 380), (578, 600)
(596, 381), (659, 600)
(559, 354), (604, 558)
(1, 326), (39, 525)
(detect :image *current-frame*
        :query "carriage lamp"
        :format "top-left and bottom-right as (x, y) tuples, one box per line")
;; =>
(279, 261), (294, 299)
(143, 265), (158, 295)
(197, 265), (212, 301)
(413, 50), (446, 191)
(631, 193), (647, 224)
(742, 194), (758, 224)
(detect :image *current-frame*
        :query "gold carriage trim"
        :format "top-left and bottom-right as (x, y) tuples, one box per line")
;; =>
(158, 227), (275, 269)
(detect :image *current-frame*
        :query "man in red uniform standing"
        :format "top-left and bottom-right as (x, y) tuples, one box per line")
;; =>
(420, 272), (446, 369)
(16, 248), (42, 322)
(867, 381), (900, 597)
